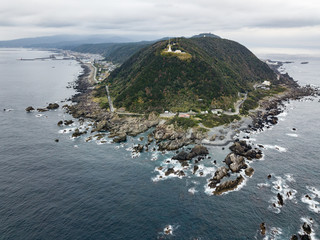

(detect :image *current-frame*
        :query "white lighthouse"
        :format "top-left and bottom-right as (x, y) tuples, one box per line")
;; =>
(167, 38), (172, 52)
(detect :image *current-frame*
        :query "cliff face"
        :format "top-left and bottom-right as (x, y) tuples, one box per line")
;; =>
(105, 37), (277, 113)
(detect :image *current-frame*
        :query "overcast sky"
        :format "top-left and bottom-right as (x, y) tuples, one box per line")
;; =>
(1, 0), (320, 53)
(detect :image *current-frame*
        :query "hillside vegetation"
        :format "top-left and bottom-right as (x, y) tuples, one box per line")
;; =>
(72, 42), (152, 63)
(101, 37), (277, 113)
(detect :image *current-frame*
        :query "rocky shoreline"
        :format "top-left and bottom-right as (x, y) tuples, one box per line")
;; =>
(48, 61), (319, 195)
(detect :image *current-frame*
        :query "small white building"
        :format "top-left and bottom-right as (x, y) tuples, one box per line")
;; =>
(262, 81), (271, 86)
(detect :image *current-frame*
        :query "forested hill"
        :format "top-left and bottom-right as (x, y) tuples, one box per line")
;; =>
(103, 37), (277, 113)
(71, 41), (152, 63)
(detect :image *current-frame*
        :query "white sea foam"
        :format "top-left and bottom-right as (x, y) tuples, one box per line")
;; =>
(302, 186), (320, 213)
(151, 152), (159, 161)
(158, 224), (179, 237)
(96, 139), (111, 145)
(285, 173), (296, 182)
(278, 111), (288, 118)
(163, 225), (173, 235)
(263, 227), (283, 240)
(301, 196), (320, 213)
(193, 164), (216, 178)
(152, 158), (187, 182)
(204, 182), (214, 196)
(286, 133), (298, 137)
(257, 182), (270, 188)
(264, 144), (287, 152)
(191, 180), (199, 185)
(278, 111), (288, 121)
(35, 114), (44, 117)
(59, 127), (77, 134)
(188, 187), (198, 194)
(306, 186), (320, 197)
(267, 175), (297, 213)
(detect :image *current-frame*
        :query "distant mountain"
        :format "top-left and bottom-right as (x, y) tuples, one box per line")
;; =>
(71, 41), (153, 64)
(0, 35), (133, 48)
(104, 37), (277, 113)
(191, 33), (221, 39)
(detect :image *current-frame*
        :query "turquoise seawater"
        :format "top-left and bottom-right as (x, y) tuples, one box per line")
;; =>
(0, 48), (319, 239)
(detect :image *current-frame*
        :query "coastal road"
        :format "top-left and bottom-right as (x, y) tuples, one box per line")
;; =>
(105, 86), (114, 112)
(223, 93), (247, 115)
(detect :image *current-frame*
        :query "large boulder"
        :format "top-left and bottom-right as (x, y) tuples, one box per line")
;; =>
(113, 133), (127, 143)
(165, 168), (175, 176)
(214, 175), (244, 195)
(208, 166), (229, 189)
(172, 145), (208, 160)
(224, 153), (246, 172)
(47, 103), (59, 110)
(189, 145), (209, 157)
(25, 106), (35, 112)
(230, 140), (252, 155)
(229, 140), (262, 160)
(245, 167), (254, 177)
(302, 222), (312, 235)
(172, 151), (189, 161)
(158, 138), (189, 151)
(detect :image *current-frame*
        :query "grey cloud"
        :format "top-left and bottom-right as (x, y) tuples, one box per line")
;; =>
(0, 0), (320, 51)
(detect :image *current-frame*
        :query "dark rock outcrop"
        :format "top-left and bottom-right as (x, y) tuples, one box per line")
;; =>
(229, 140), (262, 160)
(64, 120), (74, 125)
(173, 151), (189, 161)
(277, 193), (284, 206)
(25, 106), (35, 112)
(165, 168), (175, 176)
(290, 235), (298, 240)
(214, 175), (244, 195)
(224, 153), (246, 172)
(72, 128), (86, 138)
(245, 167), (254, 177)
(133, 144), (144, 153)
(47, 103), (59, 110)
(193, 165), (199, 174)
(37, 108), (48, 112)
(208, 166), (229, 189)
(300, 235), (311, 240)
(113, 133), (127, 143)
(302, 222), (312, 235)
(172, 145), (208, 160)
(260, 222), (266, 235)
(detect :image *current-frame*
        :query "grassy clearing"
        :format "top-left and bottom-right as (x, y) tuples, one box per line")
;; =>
(160, 50), (192, 61)
(167, 116), (198, 130)
(196, 113), (241, 128)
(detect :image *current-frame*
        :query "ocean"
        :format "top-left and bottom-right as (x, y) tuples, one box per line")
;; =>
(0, 48), (319, 240)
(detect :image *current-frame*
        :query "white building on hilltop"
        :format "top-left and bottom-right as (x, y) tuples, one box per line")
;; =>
(167, 38), (173, 52)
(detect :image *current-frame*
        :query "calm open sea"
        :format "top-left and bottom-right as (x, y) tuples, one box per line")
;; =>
(0, 48), (319, 240)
